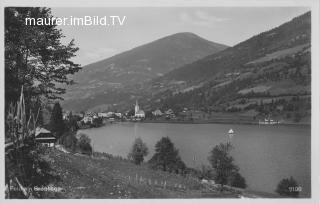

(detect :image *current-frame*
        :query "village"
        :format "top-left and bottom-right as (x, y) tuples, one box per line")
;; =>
(63, 100), (213, 129)
(62, 99), (281, 130)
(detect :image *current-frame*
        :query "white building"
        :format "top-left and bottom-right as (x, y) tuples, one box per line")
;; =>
(152, 109), (163, 116)
(106, 112), (115, 118)
(115, 112), (122, 118)
(82, 116), (93, 124)
(134, 100), (145, 118)
(165, 109), (174, 115)
(98, 112), (108, 118)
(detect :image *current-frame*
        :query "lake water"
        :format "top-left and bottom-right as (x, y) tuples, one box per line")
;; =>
(79, 122), (311, 197)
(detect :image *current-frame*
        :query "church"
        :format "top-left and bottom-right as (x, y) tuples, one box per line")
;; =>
(134, 100), (145, 118)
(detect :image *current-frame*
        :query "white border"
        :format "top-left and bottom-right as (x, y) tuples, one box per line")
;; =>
(0, 1), (319, 204)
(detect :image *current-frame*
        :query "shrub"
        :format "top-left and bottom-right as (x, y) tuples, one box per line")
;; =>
(78, 133), (92, 155)
(293, 112), (302, 122)
(60, 131), (78, 152)
(276, 176), (300, 197)
(128, 137), (149, 165)
(230, 172), (247, 189)
(200, 165), (215, 180)
(91, 117), (103, 127)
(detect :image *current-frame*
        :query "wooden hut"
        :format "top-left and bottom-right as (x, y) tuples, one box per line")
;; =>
(35, 127), (56, 147)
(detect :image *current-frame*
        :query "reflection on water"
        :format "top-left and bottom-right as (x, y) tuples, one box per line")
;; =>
(79, 122), (311, 197)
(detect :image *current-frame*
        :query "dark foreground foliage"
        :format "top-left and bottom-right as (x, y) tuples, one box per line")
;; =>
(149, 137), (186, 174)
(276, 176), (300, 197)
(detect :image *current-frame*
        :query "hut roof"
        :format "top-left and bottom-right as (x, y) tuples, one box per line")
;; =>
(35, 127), (51, 137)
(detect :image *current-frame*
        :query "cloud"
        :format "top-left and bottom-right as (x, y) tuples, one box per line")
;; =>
(179, 10), (229, 27)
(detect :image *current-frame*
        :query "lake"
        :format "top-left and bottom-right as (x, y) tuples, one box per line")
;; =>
(79, 122), (311, 197)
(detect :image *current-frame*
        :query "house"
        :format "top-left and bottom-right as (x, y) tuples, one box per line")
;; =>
(165, 109), (176, 119)
(98, 112), (108, 118)
(165, 109), (174, 115)
(106, 112), (115, 118)
(63, 112), (70, 120)
(35, 127), (56, 147)
(134, 100), (145, 118)
(82, 116), (93, 124)
(152, 109), (163, 116)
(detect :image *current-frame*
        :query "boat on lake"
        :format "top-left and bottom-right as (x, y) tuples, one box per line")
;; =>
(258, 118), (280, 125)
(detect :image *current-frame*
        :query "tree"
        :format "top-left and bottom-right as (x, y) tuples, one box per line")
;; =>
(293, 112), (302, 122)
(78, 133), (92, 155)
(276, 176), (300, 197)
(145, 111), (153, 119)
(49, 102), (64, 138)
(91, 117), (103, 127)
(127, 109), (135, 117)
(208, 142), (239, 187)
(230, 172), (247, 188)
(149, 137), (186, 174)
(200, 165), (215, 180)
(128, 138), (149, 165)
(65, 112), (79, 132)
(5, 7), (81, 112)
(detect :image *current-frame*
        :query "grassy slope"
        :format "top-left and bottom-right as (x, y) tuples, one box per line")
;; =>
(42, 148), (240, 198)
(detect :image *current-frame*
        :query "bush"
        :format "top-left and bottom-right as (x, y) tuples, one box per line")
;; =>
(60, 131), (78, 152)
(78, 133), (92, 155)
(199, 165), (215, 180)
(91, 117), (103, 127)
(276, 176), (300, 197)
(293, 112), (302, 122)
(128, 137), (149, 165)
(230, 172), (247, 189)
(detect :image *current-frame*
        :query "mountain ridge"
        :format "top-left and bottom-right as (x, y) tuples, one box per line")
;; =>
(159, 12), (311, 83)
(63, 11), (311, 120)
(63, 32), (228, 106)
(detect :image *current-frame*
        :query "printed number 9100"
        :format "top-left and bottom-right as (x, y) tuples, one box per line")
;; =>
(289, 186), (302, 192)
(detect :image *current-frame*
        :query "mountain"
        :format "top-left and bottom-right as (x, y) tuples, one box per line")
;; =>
(62, 32), (228, 111)
(144, 12), (311, 123)
(63, 11), (311, 123)
(158, 12), (311, 83)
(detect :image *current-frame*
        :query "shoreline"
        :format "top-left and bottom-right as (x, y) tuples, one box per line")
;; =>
(79, 119), (311, 130)
(128, 119), (310, 127)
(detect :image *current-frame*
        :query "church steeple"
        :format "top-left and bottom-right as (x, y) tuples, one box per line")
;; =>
(135, 100), (139, 115)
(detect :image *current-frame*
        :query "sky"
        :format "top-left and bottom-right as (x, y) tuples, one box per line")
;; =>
(51, 7), (310, 66)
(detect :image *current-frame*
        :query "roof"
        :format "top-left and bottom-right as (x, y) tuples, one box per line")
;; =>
(228, 129), (234, 134)
(35, 127), (51, 137)
(35, 137), (56, 140)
